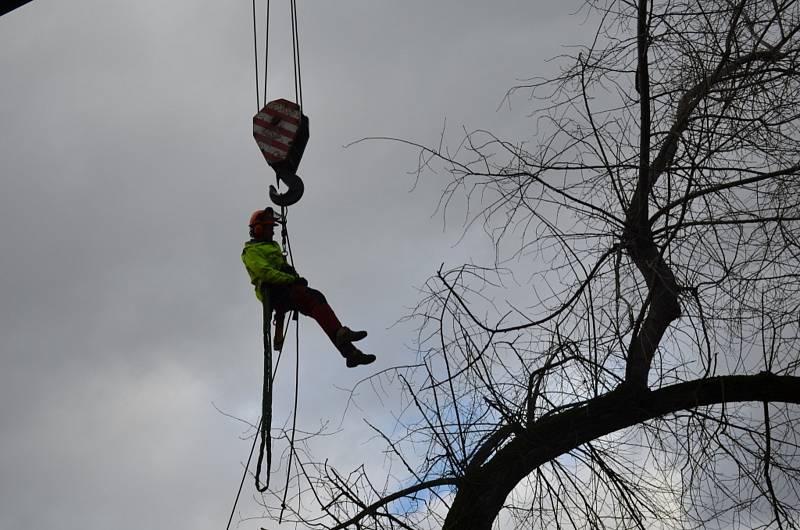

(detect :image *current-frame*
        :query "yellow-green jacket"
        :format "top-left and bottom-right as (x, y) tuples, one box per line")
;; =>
(241, 240), (299, 301)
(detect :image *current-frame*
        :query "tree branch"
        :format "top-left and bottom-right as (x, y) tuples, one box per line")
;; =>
(444, 373), (800, 530)
(328, 477), (459, 530)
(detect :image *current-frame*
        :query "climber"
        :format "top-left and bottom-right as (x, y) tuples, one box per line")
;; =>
(242, 208), (376, 368)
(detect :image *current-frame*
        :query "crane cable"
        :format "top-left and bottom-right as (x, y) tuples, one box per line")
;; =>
(225, 2), (305, 528)
(290, 0), (303, 111)
(252, 0), (304, 111)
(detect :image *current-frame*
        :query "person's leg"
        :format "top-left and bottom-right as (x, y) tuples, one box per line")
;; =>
(285, 284), (374, 366)
(285, 285), (341, 341)
(265, 286), (291, 351)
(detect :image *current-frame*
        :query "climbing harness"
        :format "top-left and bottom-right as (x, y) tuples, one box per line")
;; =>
(226, 2), (306, 527)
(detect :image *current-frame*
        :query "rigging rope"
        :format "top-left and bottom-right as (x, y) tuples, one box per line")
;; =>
(278, 318), (300, 523)
(254, 214), (302, 507)
(225, 311), (297, 530)
(262, 0), (270, 106)
(254, 210), (297, 494)
(226, 3), (305, 527)
(225, 410), (260, 530)
(290, 0), (303, 110)
(251, 0), (261, 110)
(226, 209), (302, 528)
(255, 0), (302, 111)
(254, 295), (274, 492)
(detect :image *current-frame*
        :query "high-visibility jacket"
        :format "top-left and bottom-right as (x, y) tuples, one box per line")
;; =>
(241, 240), (299, 301)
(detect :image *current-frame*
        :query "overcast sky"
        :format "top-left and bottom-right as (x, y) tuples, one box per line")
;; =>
(0, 2), (577, 529)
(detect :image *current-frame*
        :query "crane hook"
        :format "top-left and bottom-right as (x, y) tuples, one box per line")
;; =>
(253, 99), (310, 208)
(269, 170), (304, 207)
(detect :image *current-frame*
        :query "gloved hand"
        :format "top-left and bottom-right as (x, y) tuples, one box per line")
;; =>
(281, 264), (298, 275)
(294, 276), (308, 287)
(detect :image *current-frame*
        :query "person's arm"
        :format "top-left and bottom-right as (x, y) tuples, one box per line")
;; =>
(243, 244), (299, 286)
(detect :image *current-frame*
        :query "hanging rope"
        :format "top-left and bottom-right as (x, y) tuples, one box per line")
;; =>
(254, 208), (298, 492)
(226, 213), (303, 527)
(226, 3), (305, 527)
(255, 207), (298, 492)
(225, 315), (290, 530)
(254, 294), (274, 492)
(225, 308), (297, 530)
(224, 410), (260, 530)
(278, 317), (300, 523)
(253, 205), (299, 495)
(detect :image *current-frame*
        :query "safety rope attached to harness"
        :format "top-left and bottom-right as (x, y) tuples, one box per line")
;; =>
(254, 292), (274, 492)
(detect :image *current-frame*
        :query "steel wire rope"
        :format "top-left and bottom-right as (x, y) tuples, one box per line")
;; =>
(262, 0), (270, 105)
(290, 0), (303, 110)
(251, 0), (260, 110)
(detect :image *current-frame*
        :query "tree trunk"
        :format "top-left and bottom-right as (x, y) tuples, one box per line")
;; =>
(444, 374), (800, 529)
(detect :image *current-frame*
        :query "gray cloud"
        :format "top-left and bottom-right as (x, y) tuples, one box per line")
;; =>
(1, 1), (573, 529)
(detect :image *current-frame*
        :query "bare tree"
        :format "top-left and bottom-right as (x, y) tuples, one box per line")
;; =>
(258, 1), (800, 528)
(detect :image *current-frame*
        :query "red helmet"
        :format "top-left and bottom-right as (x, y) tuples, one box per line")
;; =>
(249, 208), (281, 226)
(249, 208), (281, 238)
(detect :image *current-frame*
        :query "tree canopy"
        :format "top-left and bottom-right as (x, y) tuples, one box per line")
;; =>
(259, 1), (800, 528)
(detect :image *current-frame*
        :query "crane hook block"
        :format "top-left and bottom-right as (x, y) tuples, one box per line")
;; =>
(253, 99), (310, 207)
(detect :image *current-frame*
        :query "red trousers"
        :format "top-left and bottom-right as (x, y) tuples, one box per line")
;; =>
(268, 284), (346, 353)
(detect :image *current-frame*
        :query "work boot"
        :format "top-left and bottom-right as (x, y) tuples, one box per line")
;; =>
(345, 347), (376, 368)
(336, 326), (368, 347)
